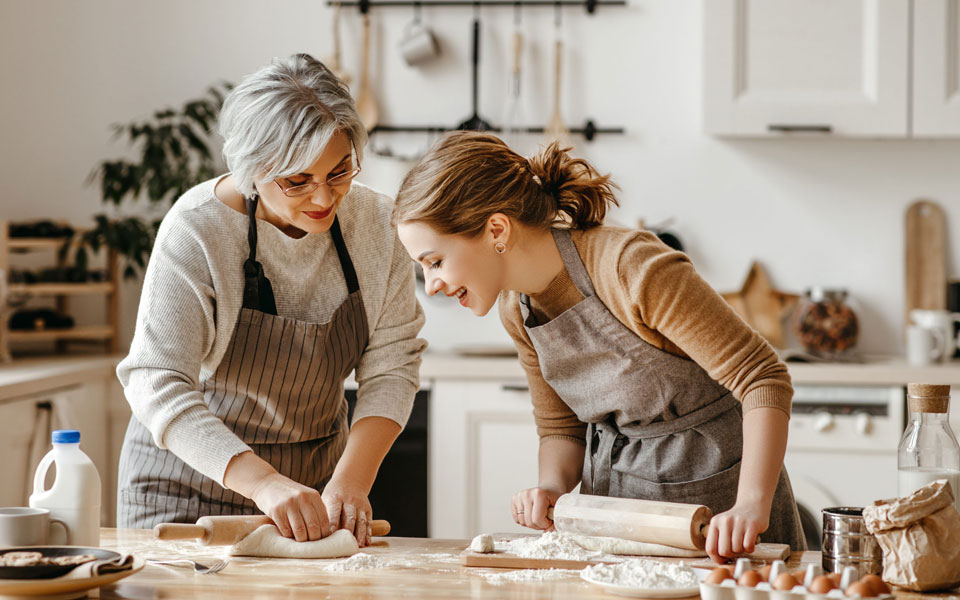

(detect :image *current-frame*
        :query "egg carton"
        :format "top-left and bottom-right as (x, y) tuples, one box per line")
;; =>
(699, 558), (894, 600)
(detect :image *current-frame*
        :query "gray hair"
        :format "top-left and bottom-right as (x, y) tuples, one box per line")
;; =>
(219, 53), (367, 198)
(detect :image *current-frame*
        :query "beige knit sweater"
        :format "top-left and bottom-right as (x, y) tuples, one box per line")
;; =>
(117, 178), (427, 486)
(499, 226), (792, 445)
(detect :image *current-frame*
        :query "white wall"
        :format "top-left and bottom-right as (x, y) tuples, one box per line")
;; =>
(2, 1), (958, 355)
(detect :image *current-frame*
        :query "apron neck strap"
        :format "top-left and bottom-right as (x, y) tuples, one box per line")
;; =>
(242, 195), (279, 315)
(328, 217), (360, 294)
(551, 228), (596, 298)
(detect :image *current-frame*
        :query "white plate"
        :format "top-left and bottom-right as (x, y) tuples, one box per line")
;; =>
(580, 567), (709, 598)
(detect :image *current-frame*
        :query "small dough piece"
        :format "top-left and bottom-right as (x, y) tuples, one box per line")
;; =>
(570, 534), (707, 558)
(470, 534), (494, 553)
(228, 525), (360, 558)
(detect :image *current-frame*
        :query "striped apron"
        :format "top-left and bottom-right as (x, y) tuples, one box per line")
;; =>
(116, 197), (368, 528)
(519, 228), (806, 550)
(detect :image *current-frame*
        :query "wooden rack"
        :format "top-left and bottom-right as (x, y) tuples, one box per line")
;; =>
(0, 222), (119, 361)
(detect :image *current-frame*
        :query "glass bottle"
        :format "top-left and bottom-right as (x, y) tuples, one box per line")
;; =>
(898, 384), (960, 511)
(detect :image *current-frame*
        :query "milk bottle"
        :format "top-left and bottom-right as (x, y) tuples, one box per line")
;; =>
(29, 430), (101, 547)
(897, 384), (960, 512)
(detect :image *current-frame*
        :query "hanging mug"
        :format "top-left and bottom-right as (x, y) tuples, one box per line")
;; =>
(399, 17), (439, 66)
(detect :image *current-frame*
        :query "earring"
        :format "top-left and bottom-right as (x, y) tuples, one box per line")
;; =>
(494, 242), (506, 254)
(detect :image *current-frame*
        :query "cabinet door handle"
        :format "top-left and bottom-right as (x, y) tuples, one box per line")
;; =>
(501, 384), (530, 393)
(767, 124), (833, 133)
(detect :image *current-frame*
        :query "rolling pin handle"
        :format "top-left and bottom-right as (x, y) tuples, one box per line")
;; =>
(154, 523), (207, 541)
(371, 520), (391, 536)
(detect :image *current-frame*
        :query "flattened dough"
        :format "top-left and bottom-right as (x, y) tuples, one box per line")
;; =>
(228, 525), (360, 558)
(570, 534), (706, 558)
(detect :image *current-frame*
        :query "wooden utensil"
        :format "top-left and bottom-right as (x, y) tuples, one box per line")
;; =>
(544, 37), (572, 147)
(547, 493), (712, 550)
(501, 23), (525, 145)
(905, 199), (947, 323)
(327, 2), (351, 84)
(460, 543), (790, 570)
(355, 13), (378, 132)
(154, 515), (391, 546)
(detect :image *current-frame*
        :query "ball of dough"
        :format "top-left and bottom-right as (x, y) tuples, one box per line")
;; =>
(470, 533), (494, 553)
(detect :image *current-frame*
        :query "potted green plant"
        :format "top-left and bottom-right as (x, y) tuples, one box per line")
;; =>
(81, 83), (231, 278)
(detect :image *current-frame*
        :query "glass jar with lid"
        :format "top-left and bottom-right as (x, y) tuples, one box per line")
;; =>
(898, 383), (960, 510)
(793, 287), (860, 359)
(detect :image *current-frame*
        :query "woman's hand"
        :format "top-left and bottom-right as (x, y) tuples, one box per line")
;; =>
(322, 477), (374, 547)
(705, 500), (770, 563)
(511, 487), (562, 531)
(249, 472), (331, 542)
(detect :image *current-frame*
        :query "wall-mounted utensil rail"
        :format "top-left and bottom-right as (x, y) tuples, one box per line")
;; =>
(329, 0), (626, 15)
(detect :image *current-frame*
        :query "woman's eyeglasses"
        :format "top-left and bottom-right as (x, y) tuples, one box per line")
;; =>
(274, 146), (361, 197)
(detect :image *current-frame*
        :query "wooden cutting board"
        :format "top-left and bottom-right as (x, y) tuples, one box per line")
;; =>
(460, 542), (790, 570)
(905, 199), (947, 322)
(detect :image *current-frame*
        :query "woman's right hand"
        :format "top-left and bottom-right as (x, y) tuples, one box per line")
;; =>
(249, 472), (332, 542)
(512, 487), (562, 531)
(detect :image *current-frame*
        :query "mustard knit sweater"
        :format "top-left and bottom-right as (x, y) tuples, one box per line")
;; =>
(499, 226), (793, 445)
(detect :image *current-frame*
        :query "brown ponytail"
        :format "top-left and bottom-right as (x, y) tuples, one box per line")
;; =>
(392, 131), (618, 237)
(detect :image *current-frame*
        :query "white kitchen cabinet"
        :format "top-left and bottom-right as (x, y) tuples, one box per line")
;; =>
(913, 1), (960, 136)
(428, 379), (540, 538)
(704, 0), (911, 137)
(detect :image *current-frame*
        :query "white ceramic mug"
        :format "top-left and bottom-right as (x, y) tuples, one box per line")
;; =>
(906, 325), (945, 365)
(910, 309), (960, 362)
(0, 507), (68, 546)
(399, 20), (439, 66)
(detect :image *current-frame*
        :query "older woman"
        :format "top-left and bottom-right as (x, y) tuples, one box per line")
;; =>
(116, 54), (426, 547)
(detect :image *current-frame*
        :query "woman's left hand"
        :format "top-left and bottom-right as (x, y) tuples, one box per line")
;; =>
(705, 500), (770, 563)
(321, 477), (373, 547)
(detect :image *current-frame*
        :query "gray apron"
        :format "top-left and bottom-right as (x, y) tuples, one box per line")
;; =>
(117, 197), (368, 528)
(519, 228), (805, 550)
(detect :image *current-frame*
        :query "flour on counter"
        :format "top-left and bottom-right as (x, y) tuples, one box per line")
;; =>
(481, 568), (581, 585)
(582, 559), (699, 589)
(500, 532), (609, 561)
(322, 553), (385, 571)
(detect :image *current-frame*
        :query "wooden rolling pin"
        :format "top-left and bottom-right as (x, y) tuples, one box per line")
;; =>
(547, 494), (712, 550)
(155, 515), (391, 546)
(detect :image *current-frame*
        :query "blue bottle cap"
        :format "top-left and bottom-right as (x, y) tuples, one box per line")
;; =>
(52, 430), (80, 444)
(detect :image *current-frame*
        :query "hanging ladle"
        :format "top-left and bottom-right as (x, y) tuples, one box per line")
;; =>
(456, 13), (493, 131)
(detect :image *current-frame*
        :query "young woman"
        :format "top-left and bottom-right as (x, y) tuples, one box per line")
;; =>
(116, 54), (426, 546)
(393, 131), (804, 562)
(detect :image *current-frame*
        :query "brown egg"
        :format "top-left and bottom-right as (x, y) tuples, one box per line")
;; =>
(809, 575), (837, 594)
(738, 570), (763, 588)
(859, 574), (890, 596)
(772, 573), (799, 591)
(705, 567), (734, 584)
(828, 572), (844, 586)
(846, 581), (873, 597)
(757, 564), (773, 581)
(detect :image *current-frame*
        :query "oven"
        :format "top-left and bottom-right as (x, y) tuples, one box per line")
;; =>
(783, 384), (905, 550)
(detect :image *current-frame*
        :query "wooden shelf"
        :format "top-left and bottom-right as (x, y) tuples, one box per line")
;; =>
(7, 325), (116, 343)
(8, 282), (115, 296)
(7, 237), (72, 250)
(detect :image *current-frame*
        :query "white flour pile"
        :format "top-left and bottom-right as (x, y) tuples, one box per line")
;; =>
(481, 568), (580, 585)
(500, 532), (608, 561)
(582, 559), (699, 589)
(322, 553), (385, 571)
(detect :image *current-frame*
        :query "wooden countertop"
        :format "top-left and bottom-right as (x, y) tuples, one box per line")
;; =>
(0, 354), (120, 403)
(96, 529), (959, 599)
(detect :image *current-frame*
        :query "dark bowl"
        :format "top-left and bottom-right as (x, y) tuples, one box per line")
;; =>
(0, 547), (120, 580)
